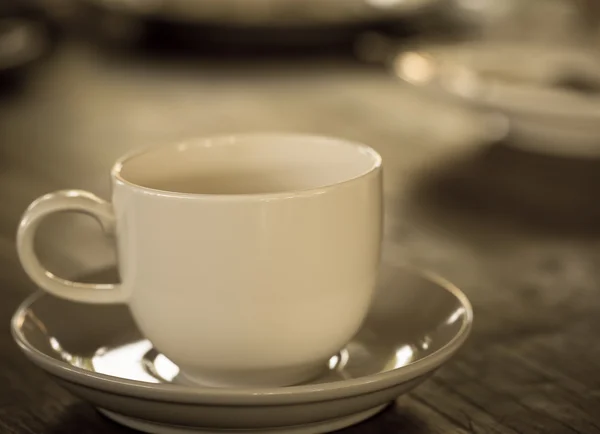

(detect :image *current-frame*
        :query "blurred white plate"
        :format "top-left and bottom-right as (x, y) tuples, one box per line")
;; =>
(82, 0), (443, 27)
(392, 41), (600, 158)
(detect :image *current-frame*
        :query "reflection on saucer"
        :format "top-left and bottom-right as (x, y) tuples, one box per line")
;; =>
(89, 340), (400, 387)
(92, 340), (160, 383)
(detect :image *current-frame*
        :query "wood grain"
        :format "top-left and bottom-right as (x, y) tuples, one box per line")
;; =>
(2, 38), (600, 433)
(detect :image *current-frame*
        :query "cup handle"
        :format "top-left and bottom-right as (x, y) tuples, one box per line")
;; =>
(17, 190), (126, 304)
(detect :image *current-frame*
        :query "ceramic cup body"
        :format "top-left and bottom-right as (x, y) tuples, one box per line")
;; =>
(17, 134), (383, 387)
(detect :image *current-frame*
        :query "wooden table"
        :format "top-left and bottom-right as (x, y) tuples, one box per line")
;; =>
(2, 39), (600, 434)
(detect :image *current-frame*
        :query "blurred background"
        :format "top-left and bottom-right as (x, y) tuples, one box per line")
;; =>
(3, 0), (600, 299)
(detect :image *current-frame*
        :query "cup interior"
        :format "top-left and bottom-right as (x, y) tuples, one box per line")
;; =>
(113, 134), (381, 195)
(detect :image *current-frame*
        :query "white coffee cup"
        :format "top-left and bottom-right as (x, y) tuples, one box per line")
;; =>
(17, 133), (383, 388)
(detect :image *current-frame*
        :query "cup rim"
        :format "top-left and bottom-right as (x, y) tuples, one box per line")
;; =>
(110, 133), (383, 200)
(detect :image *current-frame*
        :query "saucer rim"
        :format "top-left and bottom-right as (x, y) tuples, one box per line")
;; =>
(11, 265), (473, 406)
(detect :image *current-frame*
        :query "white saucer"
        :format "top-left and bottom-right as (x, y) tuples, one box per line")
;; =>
(11, 265), (472, 434)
